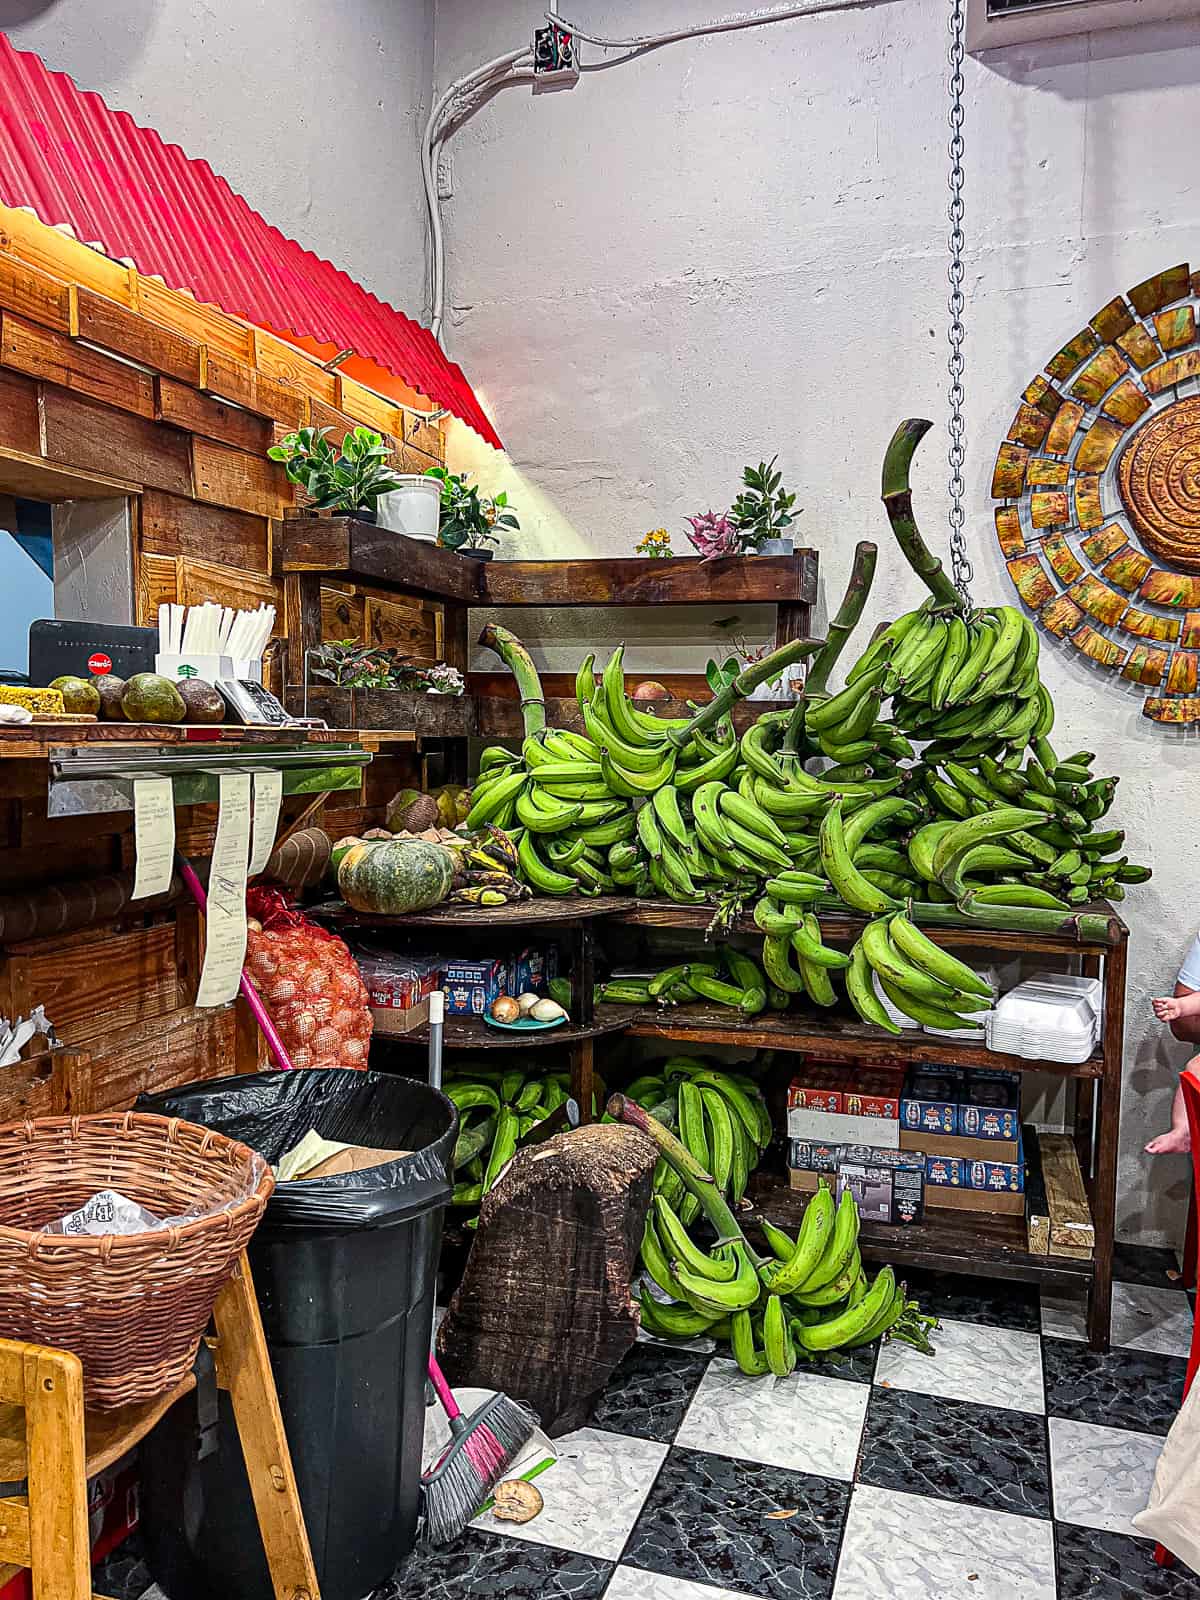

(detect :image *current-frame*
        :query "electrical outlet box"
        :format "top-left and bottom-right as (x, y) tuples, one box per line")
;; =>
(533, 23), (580, 92)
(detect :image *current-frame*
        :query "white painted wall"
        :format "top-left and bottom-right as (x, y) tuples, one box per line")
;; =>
(5, 0), (434, 314)
(435, 1), (1200, 1247)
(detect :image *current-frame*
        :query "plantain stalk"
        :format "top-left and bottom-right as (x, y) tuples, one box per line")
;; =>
(608, 1093), (757, 1256)
(881, 420), (963, 610)
(907, 898), (1121, 946)
(478, 621), (546, 737)
(805, 541), (879, 699)
(669, 636), (824, 748)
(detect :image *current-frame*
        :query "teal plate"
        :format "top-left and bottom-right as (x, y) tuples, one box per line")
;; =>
(484, 1013), (568, 1033)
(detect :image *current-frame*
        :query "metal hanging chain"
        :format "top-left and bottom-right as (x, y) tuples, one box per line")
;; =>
(946, 0), (972, 604)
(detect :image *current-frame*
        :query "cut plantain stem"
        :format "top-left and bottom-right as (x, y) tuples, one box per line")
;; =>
(608, 1093), (762, 1263)
(803, 541), (879, 701)
(906, 897), (1121, 946)
(478, 621), (547, 737)
(670, 637), (824, 749)
(880, 420), (964, 611)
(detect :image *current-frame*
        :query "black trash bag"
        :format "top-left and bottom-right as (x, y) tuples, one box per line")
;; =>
(139, 1067), (457, 1227)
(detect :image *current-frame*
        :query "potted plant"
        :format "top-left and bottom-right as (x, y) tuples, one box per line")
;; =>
(729, 457), (799, 555)
(268, 426), (406, 523)
(425, 467), (519, 561)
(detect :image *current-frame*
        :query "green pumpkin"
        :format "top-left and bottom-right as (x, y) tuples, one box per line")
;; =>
(338, 837), (454, 915)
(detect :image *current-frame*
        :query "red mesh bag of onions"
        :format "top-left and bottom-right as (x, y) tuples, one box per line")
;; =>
(245, 887), (372, 1070)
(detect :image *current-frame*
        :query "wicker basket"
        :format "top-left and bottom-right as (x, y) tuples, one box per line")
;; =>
(0, 1113), (274, 1408)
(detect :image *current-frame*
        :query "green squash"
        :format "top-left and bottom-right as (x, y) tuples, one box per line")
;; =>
(338, 837), (454, 915)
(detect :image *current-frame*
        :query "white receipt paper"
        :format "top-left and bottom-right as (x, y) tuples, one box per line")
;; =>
(248, 768), (284, 876)
(196, 770), (252, 1008)
(131, 776), (175, 901)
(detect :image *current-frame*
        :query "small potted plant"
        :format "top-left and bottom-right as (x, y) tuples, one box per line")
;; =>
(268, 426), (405, 524)
(425, 467), (519, 561)
(729, 457), (799, 555)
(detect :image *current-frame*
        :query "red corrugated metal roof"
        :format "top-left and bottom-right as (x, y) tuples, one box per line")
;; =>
(0, 32), (501, 448)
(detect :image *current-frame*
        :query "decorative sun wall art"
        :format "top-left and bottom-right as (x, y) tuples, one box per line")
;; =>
(990, 261), (1200, 723)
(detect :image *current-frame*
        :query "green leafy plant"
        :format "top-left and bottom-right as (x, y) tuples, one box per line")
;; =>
(425, 466), (520, 551)
(729, 457), (799, 550)
(309, 641), (461, 693)
(268, 426), (404, 514)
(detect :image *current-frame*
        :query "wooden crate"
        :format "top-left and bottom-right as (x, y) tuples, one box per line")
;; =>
(66, 1004), (238, 1114)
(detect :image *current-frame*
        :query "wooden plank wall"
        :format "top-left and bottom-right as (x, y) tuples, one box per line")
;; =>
(0, 215), (438, 1112)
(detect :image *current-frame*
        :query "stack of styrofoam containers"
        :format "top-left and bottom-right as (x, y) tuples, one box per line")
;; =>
(987, 973), (1102, 1063)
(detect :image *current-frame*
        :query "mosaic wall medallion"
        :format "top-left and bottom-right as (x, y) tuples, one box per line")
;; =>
(990, 261), (1200, 723)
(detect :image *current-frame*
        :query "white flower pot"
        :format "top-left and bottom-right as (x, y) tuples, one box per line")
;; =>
(377, 476), (441, 542)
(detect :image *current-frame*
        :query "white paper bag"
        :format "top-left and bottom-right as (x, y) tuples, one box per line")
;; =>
(1132, 1363), (1200, 1570)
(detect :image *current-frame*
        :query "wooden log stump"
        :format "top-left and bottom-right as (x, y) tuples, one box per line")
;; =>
(436, 1122), (657, 1437)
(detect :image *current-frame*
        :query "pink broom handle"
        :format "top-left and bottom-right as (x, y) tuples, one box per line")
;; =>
(426, 1353), (465, 1426)
(176, 854), (294, 1071)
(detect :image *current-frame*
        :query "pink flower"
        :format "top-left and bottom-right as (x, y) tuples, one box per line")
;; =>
(685, 510), (741, 560)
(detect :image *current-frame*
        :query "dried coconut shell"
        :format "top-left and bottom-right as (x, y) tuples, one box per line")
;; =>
(491, 1480), (543, 1525)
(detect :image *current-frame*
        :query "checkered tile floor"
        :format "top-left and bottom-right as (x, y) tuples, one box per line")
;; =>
(98, 1243), (1198, 1600)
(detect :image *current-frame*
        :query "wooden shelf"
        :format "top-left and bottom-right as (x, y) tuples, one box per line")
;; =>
(747, 1175), (1093, 1289)
(375, 1004), (637, 1051)
(0, 722), (375, 758)
(613, 898), (1128, 952)
(624, 1002), (1103, 1078)
(310, 894), (637, 930)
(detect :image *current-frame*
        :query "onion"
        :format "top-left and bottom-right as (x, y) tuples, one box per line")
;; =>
(530, 998), (566, 1024)
(631, 680), (670, 702)
(490, 995), (521, 1024)
(516, 992), (540, 1017)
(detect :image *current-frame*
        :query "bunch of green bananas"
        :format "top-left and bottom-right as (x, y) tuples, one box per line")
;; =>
(613, 1093), (938, 1372)
(861, 600), (1052, 762)
(846, 908), (994, 1033)
(596, 947), (777, 1015)
(445, 1064), (573, 1210)
(626, 1056), (772, 1216)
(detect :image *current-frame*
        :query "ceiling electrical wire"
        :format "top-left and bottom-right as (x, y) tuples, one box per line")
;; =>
(426, 0), (892, 343)
(546, 0), (893, 54)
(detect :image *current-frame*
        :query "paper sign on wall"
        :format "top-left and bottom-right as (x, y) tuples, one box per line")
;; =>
(130, 776), (175, 901)
(196, 770), (252, 1008)
(248, 769), (283, 876)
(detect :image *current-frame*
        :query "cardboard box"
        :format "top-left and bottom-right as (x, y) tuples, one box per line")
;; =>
(787, 1065), (846, 1115)
(901, 1065), (963, 1136)
(787, 1107), (901, 1148)
(355, 948), (442, 1011)
(925, 1183), (1024, 1215)
(842, 1068), (905, 1120)
(966, 1151), (1025, 1194)
(958, 1068), (1022, 1141)
(789, 1138), (843, 1174)
(788, 1167), (833, 1194)
(837, 1150), (925, 1226)
(900, 1128), (1021, 1165)
(443, 956), (507, 1016)
(296, 1143), (410, 1179)
(369, 993), (430, 1037)
(924, 1152), (966, 1189)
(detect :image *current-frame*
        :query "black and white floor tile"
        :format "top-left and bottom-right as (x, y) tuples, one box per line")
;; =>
(97, 1245), (1200, 1600)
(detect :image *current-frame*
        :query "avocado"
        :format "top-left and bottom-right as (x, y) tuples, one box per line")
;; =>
(91, 675), (127, 720)
(176, 678), (226, 724)
(49, 675), (102, 715)
(121, 672), (187, 725)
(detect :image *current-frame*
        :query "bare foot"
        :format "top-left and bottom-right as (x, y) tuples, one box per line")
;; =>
(1146, 1129), (1192, 1155)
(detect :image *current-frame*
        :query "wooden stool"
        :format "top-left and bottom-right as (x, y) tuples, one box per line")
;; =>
(0, 1251), (319, 1600)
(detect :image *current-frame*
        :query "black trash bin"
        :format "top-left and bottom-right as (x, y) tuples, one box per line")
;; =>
(136, 1068), (456, 1600)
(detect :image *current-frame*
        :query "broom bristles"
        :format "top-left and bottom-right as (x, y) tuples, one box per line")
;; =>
(422, 1392), (539, 1546)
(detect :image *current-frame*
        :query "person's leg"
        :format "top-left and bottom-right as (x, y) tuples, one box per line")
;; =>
(1146, 1076), (1192, 1154)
